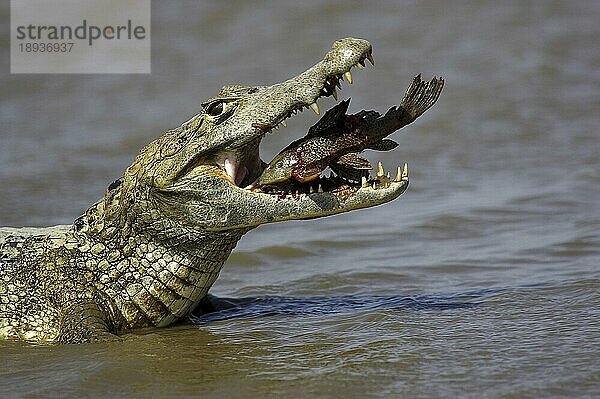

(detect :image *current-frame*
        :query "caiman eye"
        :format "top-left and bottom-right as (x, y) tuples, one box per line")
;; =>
(206, 101), (225, 116)
(201, 98), (238, 123)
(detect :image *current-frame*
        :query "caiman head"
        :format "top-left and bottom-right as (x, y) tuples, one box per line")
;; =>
(118, 38), (409, 232)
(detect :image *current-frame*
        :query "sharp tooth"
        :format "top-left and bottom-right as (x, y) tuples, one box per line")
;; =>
(309, 185), (314, 194)
(281, 120), (287, 127)
(366, 51), (375, 66)
(357, 61), (365, 69)
(372, 182), (377, 189)
(344, 71), (353, 84)
(377, 161), (384, 177)
(336, 80), (342, 89)
(318, 184), (323, 193)
(387, 171), (391, 179)
(332, 87), (338, 100)
(274, 125), (279, 130)
(361, 176), (368, 188)
(309, 102), (320, 115)
(396, 166), (402, 181)
(402, 163), (409, 178)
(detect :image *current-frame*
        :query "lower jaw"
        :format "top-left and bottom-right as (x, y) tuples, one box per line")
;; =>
(250, 165), (404, 200)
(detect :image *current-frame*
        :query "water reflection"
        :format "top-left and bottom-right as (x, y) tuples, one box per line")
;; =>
(191, 291), (486, 323)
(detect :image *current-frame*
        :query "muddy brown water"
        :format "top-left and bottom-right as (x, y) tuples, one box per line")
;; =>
(1, 1), (599, 398)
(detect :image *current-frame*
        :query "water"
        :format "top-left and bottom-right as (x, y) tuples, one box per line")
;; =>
(1, 1), (599, 397)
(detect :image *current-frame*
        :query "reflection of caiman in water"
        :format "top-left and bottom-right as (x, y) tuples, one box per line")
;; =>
(0, 38), (443, 343)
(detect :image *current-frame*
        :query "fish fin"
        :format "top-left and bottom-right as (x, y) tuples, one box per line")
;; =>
(307, 99), (350, 138)
(335, 152), (373, 170)
(355, 110), (381, 123)
(399, 74), (445, 121)
(378, 75), (444, 131)
(367, 139), (399, 152)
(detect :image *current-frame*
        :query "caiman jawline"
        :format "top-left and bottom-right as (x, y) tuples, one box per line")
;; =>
(216, 47), (408, 197)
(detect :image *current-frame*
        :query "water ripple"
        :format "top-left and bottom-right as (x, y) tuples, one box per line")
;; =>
(190, 292), (484, 323)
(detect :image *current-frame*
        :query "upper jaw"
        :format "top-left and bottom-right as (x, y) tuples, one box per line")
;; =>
(254, 39), (373, 132)
(215, 37), (374, 188)
(225, 38), (373, 147)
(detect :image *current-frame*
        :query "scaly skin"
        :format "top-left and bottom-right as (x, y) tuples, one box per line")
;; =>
(0, 38), (439, 343)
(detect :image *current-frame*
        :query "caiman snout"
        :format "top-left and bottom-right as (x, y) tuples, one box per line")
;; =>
(325, 37), (374, 77)
(245, 38), (374, 136)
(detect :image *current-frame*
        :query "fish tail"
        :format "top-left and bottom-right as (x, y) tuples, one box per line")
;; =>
(398, 74), (445, 121)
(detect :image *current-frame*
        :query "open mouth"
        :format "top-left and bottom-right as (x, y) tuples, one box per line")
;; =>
(214, 45), (441, 200)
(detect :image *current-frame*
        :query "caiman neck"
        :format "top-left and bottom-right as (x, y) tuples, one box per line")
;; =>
(70, 187), (251, 331)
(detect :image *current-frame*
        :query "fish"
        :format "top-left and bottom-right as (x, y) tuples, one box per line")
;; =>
(256, 74), (444, 188)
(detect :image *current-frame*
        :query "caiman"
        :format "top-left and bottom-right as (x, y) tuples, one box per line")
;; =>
(0, 38), (444, 344)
